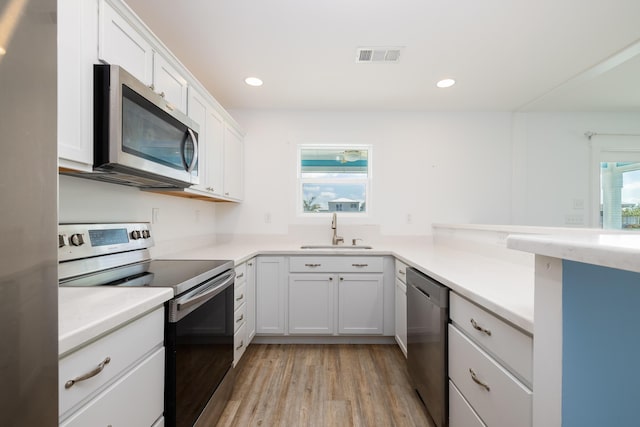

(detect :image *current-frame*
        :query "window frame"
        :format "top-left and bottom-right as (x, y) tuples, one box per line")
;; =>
(296, 144), (372, 218)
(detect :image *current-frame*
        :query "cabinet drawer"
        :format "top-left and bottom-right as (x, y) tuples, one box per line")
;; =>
(234, 322), (247, 363)
(290, 256), (383, 273)
(235, 262), (247, 284)
(450, 293), (533, 385)
(449, 325), (532, 427)
(449, 380), (486, 427)
(61, 347), (165, 427)
(234, 282), (246, 310)
(395, 259), (408, 282)
(234, 302), (247, 333)
(59, 308), (164, 417)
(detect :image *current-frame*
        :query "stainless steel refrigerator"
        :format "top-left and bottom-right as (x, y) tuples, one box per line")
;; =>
(0, 0), (58, 425)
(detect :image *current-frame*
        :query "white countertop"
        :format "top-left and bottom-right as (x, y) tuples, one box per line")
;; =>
(162, 237), (535, 333)
(59, 287), (173, 356)
(507, 233), (640, 274)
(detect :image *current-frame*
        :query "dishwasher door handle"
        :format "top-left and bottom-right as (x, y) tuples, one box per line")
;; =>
(416, 286), (431, 299)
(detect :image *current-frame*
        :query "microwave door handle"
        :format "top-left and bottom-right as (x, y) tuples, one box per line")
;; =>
(185, 128), (198, 173)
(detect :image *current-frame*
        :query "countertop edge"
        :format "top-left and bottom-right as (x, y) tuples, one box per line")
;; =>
(59, 288), (173, 356)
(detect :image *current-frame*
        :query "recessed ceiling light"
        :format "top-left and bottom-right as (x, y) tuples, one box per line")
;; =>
(245, 77), (263, 87)
(436, 78), (456, 88)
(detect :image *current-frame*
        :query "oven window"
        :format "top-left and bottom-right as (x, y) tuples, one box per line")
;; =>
(166, 285), (233, 427)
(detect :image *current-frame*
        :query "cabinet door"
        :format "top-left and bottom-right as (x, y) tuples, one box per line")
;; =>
(223, 124), (244, 200)
(99, 0), (153, 85)
(395, 278), (407, 357)
(205, 108), (224, 195)
(60, 348), (164, 427)
(58, 0), (98, 170)
(289, 274), (335, 335)
(256, 257), (287, 334)
(246, 258), (257, 341)
(187, 88), (207, 189)
(153, 54), (188, 113)
(338, 274), (384, 334)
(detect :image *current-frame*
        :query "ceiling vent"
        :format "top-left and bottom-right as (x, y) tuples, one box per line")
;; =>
(356, 47), (402, 63)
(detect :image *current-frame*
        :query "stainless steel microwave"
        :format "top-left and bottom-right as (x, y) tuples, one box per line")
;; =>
(72, 64), (200, 188)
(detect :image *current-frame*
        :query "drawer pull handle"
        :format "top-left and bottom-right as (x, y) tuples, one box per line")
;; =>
(236, 294), (244, 301)
(236, 273), (244, 279)
(236, 341), (244, 350)
(398, 270), (405, 275)
(305, 263), (321, 267)
(236, 314), (244, 323)
(470, 318), (492, 336)
(469, 368), (490, 391)
(65, 357), (111, 389)
(352, 263), (368, 267)
(248, 262), (253, 266)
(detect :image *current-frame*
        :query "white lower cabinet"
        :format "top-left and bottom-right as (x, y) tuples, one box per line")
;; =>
(246, 258), (257, 341)
(60, 348), (164, 427)
(256, 256), (288, 334)
(59, 307), (165, 426)
(289, 274), (335, 334)
(448, 292), (533, 427)
(337, 274), (383, 334)
(394, 277), (407, 356)
(449, 380), (486, 427)
(394, 259), (408, 356)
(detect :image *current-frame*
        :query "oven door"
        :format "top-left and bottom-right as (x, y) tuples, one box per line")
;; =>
(165, 270), (235, 427)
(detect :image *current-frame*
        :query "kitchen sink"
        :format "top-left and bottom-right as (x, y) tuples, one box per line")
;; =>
(300, 245), (373, 250)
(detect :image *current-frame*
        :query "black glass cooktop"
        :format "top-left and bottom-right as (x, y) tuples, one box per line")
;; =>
(60, 259), (233, 296)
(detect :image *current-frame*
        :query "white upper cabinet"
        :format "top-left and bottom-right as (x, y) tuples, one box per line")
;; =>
(187, 89), (224, 197)
(58, 0), (98, 171)
(223, 124), (244, 200)
(59, 0), (244, 202)
(98, 0), (153, 86)
(153, 54), (188, 113)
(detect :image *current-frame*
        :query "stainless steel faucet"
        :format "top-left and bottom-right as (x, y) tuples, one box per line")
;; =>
(331, 212), (344, 245)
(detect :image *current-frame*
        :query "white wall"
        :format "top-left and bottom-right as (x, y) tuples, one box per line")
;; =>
(58, 175), (217, 253)
(512, 112), (640, 227)
(217, 110), (514, 237)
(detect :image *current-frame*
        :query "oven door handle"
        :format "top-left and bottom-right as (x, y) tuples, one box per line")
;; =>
(175, 270), (235, 315)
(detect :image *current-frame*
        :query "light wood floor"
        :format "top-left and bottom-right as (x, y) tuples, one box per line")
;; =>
(216, 344), (434, 427)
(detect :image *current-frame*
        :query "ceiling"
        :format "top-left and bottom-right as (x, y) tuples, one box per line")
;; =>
(125, 0), (640, 112)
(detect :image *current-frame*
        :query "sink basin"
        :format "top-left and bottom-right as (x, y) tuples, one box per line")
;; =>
(300, 245), (373, 250)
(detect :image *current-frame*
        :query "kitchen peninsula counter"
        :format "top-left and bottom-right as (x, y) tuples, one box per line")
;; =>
(158, 232), (536, 334)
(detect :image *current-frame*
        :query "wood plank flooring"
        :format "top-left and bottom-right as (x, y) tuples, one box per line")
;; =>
(215, 344), (434, 427)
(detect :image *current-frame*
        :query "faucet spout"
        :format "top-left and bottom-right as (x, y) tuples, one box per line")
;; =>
(331, 212), (343, 245)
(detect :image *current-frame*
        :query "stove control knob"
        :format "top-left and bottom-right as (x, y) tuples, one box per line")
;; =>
(130, 230), (141, 240)
(142, 230), (151, 239)
(70, 233), (84, 246)
(58, 235), (66, 248)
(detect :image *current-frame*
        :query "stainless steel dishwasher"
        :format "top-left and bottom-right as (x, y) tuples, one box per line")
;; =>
(407, 268), (449, 427)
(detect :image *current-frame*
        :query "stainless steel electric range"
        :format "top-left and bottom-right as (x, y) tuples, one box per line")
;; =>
(59, 223), (235, 427)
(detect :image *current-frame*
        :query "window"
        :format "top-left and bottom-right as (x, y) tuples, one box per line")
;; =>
(591, 136), (640, 230)
(298, 145), (371, 215)
(600, 162), (640, 230)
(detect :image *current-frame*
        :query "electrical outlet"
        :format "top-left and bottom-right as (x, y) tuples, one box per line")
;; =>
(195, 210), (200, 223)
(406, 213), (413, 224)
(565, 214), (584, 226)
(152, 208), (160, 224)
(264, 213), (271, 224)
